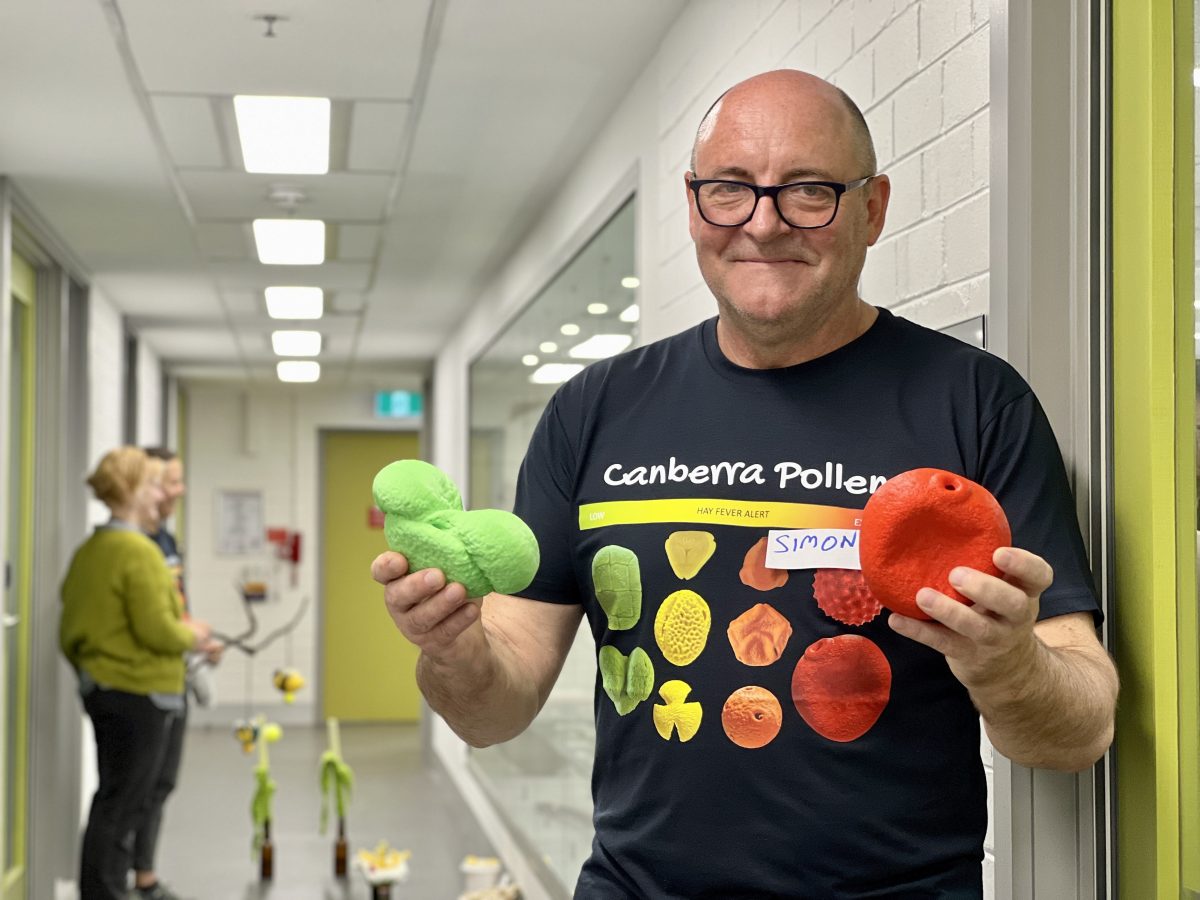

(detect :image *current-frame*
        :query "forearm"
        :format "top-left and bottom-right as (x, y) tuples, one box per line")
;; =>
(972, 639), (1117, 771)
(416, 623), (542, 748)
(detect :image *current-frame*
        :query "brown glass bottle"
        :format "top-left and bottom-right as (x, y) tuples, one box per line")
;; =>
(260, 819), (274, 881)
(334, 819), (348, 877)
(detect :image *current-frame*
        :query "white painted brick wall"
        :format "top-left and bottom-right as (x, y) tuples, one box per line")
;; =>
(86, 287), (124, 527)
(136, 339), (162, 447)
(648, 0), (997, 892)
(443, 0), (996, 893)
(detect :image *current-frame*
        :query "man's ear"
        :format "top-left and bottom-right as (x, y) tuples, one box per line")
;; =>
(685, 171), (701, 242)
(865, 174), (891, 246)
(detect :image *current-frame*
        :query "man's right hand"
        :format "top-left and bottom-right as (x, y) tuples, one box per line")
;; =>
(370, 551), (482, 663)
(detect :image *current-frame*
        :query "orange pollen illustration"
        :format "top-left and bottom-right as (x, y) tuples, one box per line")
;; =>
(739, 537), (789, 591)
(791, 635), (892, 743)
(811, 569), (882, 626)
(726, 603), (793, 666)
(721, 685), (783, 749)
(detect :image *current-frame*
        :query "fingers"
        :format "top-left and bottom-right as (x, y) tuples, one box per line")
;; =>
(993, 547), (1054, 597)
(371, 551), (410, 585)
(381, 566), (479, 657)
(888, 611), (971, 659)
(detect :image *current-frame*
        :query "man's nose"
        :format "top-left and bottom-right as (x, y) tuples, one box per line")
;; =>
(742, 193), (793, 241)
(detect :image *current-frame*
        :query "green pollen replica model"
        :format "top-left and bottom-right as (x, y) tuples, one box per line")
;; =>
(372, 459), (540, 598)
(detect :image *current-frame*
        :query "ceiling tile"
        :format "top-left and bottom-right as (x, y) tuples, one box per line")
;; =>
(194, 222), (252, 260)
(330, 292), (365, 313)
(348, 101), (410, 171)
(210, 260), (373, 291)
(120, 0), (431, 99)
(151, 95), (226, 168)
(180, 171), (393, 221)
(336, 224), (379, 260)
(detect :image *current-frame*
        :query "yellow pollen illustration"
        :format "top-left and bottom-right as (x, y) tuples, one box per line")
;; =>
(664, 531), (716, 580)
(654, 589), (711, 666)
(653, 679), (703, 742)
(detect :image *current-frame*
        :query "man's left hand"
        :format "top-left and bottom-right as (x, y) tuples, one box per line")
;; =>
(887, 547), (1052, 691)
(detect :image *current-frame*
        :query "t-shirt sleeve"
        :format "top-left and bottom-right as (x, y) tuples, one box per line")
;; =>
(975, 389), (1101, 622)
(512, 391), (583, 606)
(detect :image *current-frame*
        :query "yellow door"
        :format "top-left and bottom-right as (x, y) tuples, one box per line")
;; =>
(321, 430), (422, 721)
(3, 253), (35, 899)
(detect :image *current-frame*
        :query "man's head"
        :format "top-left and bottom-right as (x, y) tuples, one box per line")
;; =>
(144, 447), (184, 522)
(685, 70), (890, 344)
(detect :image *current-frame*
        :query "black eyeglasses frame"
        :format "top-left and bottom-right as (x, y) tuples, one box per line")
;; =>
(688, 174), (875, 229)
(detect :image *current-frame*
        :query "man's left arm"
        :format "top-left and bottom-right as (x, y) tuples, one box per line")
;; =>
(888, 547), (1118, 772)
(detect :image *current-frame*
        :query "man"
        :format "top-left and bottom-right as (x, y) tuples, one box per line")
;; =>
(130, 448), (219, 900)
(371, 70), (1117, 897)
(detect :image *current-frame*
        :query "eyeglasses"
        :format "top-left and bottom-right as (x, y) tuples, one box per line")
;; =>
(689, 175), (874, 229)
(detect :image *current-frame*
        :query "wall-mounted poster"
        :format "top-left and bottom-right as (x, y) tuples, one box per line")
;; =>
(216, 490), (265, 555)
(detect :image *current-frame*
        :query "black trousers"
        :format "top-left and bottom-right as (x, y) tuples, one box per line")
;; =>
(132, 703), (186, 872)
(79, 689), (171, 900)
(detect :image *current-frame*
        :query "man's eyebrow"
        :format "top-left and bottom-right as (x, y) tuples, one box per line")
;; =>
(700, 166), (836, 182)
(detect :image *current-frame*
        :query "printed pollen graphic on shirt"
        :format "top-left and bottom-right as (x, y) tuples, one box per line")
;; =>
(584, 458), (895, 747)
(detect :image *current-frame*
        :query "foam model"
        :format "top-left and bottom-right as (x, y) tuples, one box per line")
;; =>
(372, 459), (539, 599)
(859, 467), (1011, 620)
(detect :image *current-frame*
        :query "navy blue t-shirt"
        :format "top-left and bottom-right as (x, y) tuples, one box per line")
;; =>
(513, 308), (1099, 899)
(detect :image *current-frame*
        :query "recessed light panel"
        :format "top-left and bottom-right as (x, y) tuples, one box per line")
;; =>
(265, 286), (324, 319)
(619, 304), (640, 323)
(234, 95), (330, 174)
(277, 360), (321, 382)
(271, 330), (322, 356)
(253, 219), (326, 265)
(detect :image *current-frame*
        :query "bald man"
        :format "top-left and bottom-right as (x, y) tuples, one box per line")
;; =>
(373, 71), (1116, 898)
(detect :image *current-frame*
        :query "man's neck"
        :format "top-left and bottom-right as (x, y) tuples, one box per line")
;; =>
(716, 299), (878, 369)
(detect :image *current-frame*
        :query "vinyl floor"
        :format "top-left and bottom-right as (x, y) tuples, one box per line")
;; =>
(151, 722), (497, 900)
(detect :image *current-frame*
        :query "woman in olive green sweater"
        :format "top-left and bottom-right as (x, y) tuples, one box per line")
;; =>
(61, 447), (215, 900)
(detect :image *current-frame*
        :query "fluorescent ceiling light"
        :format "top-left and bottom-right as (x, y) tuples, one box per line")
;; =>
(560, 323), (580, 336)
(271, 329), (322, 356)
(621, 276), (640, 289)
(265, 286), (324, 319)
(277, 360), (320, 383)
(234, 95), (330, 174)
(522, 354), (539, 366)
(253, 219), (326, 265)
(569, 334), (633, 359)
(530, 363), (583, 385)
(587, 303), (608, 315)
(619, 304), (640, 323)
(538, 341), (558, 353)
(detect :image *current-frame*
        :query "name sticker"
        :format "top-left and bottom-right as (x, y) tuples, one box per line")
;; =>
(765, 529), (861, 570)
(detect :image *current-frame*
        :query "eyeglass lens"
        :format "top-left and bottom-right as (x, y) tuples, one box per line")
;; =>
(697, 182), (839, 227)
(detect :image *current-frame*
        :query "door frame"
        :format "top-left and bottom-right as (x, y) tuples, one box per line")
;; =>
(316, 426), (424, 723)
(1108, 0), (1198, 896)
(0, 178), (91, 899)
(990, 0), (1112, 895)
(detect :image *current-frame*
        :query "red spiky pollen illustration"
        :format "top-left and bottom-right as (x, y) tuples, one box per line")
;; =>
(811, 569), (882, 626)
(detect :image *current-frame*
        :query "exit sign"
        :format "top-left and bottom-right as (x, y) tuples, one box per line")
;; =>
(374, 391), (423, 418)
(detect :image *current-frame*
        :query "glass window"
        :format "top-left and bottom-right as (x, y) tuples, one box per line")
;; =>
(467, 197), (637, 893)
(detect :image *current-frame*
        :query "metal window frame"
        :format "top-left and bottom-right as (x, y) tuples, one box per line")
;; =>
(989, 0), (1111, 896)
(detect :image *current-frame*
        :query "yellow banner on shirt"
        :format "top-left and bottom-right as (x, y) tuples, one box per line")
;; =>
(578, 498), (862, 531)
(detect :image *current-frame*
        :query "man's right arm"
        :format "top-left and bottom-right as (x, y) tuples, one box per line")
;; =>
(373, 551), (584, 748)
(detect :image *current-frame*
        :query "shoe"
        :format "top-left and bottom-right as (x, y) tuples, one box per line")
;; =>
(132, 883), (189, 900)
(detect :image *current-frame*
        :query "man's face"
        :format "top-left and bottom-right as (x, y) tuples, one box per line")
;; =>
(135, 474), (164, 532)
(686, 77), (889, 333)
(159, 458), (185, 519)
